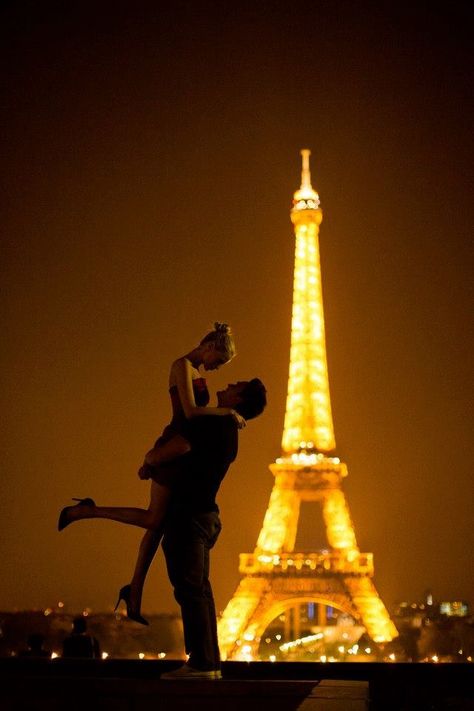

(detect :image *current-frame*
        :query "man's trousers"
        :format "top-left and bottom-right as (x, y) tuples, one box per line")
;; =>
(162, 510), (222, 671)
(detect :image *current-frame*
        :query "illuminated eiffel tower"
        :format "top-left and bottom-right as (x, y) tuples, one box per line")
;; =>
(218, 150), (398, 661)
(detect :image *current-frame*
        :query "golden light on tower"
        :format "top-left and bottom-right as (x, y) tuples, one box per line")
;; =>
(282, 148), (335, 455)
(218, 151), (398, 661)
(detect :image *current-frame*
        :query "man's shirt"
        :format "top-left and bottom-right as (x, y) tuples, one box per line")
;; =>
(167, 415), (238, 515)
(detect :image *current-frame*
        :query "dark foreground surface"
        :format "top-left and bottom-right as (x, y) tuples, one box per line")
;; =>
(1, 659), (473, 711)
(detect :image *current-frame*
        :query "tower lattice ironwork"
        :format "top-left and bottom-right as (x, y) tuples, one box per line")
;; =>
(217, 150), (398, 661)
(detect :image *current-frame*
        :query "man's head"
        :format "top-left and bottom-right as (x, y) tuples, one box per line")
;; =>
(72, 616), (87, 634)
(27, 633), (45, 652)
(217, 379), (267, 421)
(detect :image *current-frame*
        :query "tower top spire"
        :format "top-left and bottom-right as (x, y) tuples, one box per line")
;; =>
(300, 148), (312, 189)
(292, 148), (320, 211)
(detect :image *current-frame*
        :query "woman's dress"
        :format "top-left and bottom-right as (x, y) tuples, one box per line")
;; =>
(149, 377), (210, 485)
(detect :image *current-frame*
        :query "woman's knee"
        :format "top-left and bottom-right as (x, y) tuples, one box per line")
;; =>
(146, 510), (164, 531)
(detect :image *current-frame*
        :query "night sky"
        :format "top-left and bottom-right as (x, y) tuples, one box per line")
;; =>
(1, 2), (472, 618)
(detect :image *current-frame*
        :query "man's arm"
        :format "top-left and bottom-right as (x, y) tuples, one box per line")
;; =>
(139, 416), (238, 481)
(144, 435), (191, 466)
(183, 415), (238, 464)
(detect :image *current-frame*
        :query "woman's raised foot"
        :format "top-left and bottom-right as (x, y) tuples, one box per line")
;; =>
(57, 497), (96, 531)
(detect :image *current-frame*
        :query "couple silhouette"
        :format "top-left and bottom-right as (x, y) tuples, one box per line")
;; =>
(59, 323), (266, 678)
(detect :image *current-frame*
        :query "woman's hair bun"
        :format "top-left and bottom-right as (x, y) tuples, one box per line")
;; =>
(200, 322), (235, 359)
(214, 322), (230, 334)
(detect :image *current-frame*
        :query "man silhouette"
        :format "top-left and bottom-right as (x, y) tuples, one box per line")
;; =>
(159, 379), (266, 679)
(62, 616), (100, 659)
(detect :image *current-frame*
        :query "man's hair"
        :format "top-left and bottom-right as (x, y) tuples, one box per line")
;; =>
(234, 378), (267, 420)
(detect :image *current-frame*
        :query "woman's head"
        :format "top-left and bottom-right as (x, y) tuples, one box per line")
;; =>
(199, 322), (236, 370)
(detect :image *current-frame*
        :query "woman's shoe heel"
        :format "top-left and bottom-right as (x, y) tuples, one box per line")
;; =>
(115, 584), (149, 626)
(58, 497), (96, 531)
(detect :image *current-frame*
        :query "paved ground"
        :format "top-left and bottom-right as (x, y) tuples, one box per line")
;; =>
(1, 659), (473, 710)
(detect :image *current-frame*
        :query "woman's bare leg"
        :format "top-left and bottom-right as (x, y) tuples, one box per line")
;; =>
(129, 530), (162, 612)
(65, 481), (171, 530)
(128, 482), (170, 612)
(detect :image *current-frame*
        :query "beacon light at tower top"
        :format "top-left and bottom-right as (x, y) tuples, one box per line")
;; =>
(292, 148), (320, 211)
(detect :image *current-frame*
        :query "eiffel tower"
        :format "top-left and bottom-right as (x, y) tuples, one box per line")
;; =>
(218, 150), (398, 661)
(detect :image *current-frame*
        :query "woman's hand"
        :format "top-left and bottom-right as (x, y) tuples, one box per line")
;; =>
(138, 453), (156, 480)
(230, 410), (246, 429)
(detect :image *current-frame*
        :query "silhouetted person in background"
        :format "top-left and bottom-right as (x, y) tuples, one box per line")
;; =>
(62, 616), (100, 659)
(19, 633), (50, 658)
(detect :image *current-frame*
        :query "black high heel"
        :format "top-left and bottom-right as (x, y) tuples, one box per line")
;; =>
(114, 584), (149, 626)
(57, 498), (96, 531)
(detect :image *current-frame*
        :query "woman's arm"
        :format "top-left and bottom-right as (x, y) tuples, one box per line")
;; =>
(173, 357), (245, 427)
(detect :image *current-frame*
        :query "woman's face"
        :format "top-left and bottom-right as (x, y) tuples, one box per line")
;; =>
(202, 343), (229, 371)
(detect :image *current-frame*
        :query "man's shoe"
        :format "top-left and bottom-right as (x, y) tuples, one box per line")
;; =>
(161, 663), (222, 680)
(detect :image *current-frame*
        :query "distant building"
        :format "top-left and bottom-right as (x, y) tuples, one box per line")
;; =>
(390, 592), (473, 662)
(439, 601), (469, 618)
(394, 593), (470, 625)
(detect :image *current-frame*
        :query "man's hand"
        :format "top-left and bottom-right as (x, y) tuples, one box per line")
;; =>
(230, 410), (246, 429)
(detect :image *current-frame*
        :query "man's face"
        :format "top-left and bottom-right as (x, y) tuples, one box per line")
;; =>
(217, 381), (248, 409)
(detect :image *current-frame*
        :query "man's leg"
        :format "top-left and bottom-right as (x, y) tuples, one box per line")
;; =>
(162, 511), (221, 671)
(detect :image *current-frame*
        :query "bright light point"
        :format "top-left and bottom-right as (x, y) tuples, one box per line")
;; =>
(138, 653), (145, 660)
(320, 655), (327, 663)
(365, 648), (371, 654)
(388, 653), (396, 661)
(275, 634), (282, 641)
(51, 652), (59, 659)
(44, 608), (52, 616)
(102, 652), (109, 660)
(431, 655), (439, 663)
(269, 655), (276, 662)
(57, 601), (64, 608)
(158, 652), (166, 659)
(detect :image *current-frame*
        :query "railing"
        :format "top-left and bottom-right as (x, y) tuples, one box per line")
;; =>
(239, 551), (374, 576)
